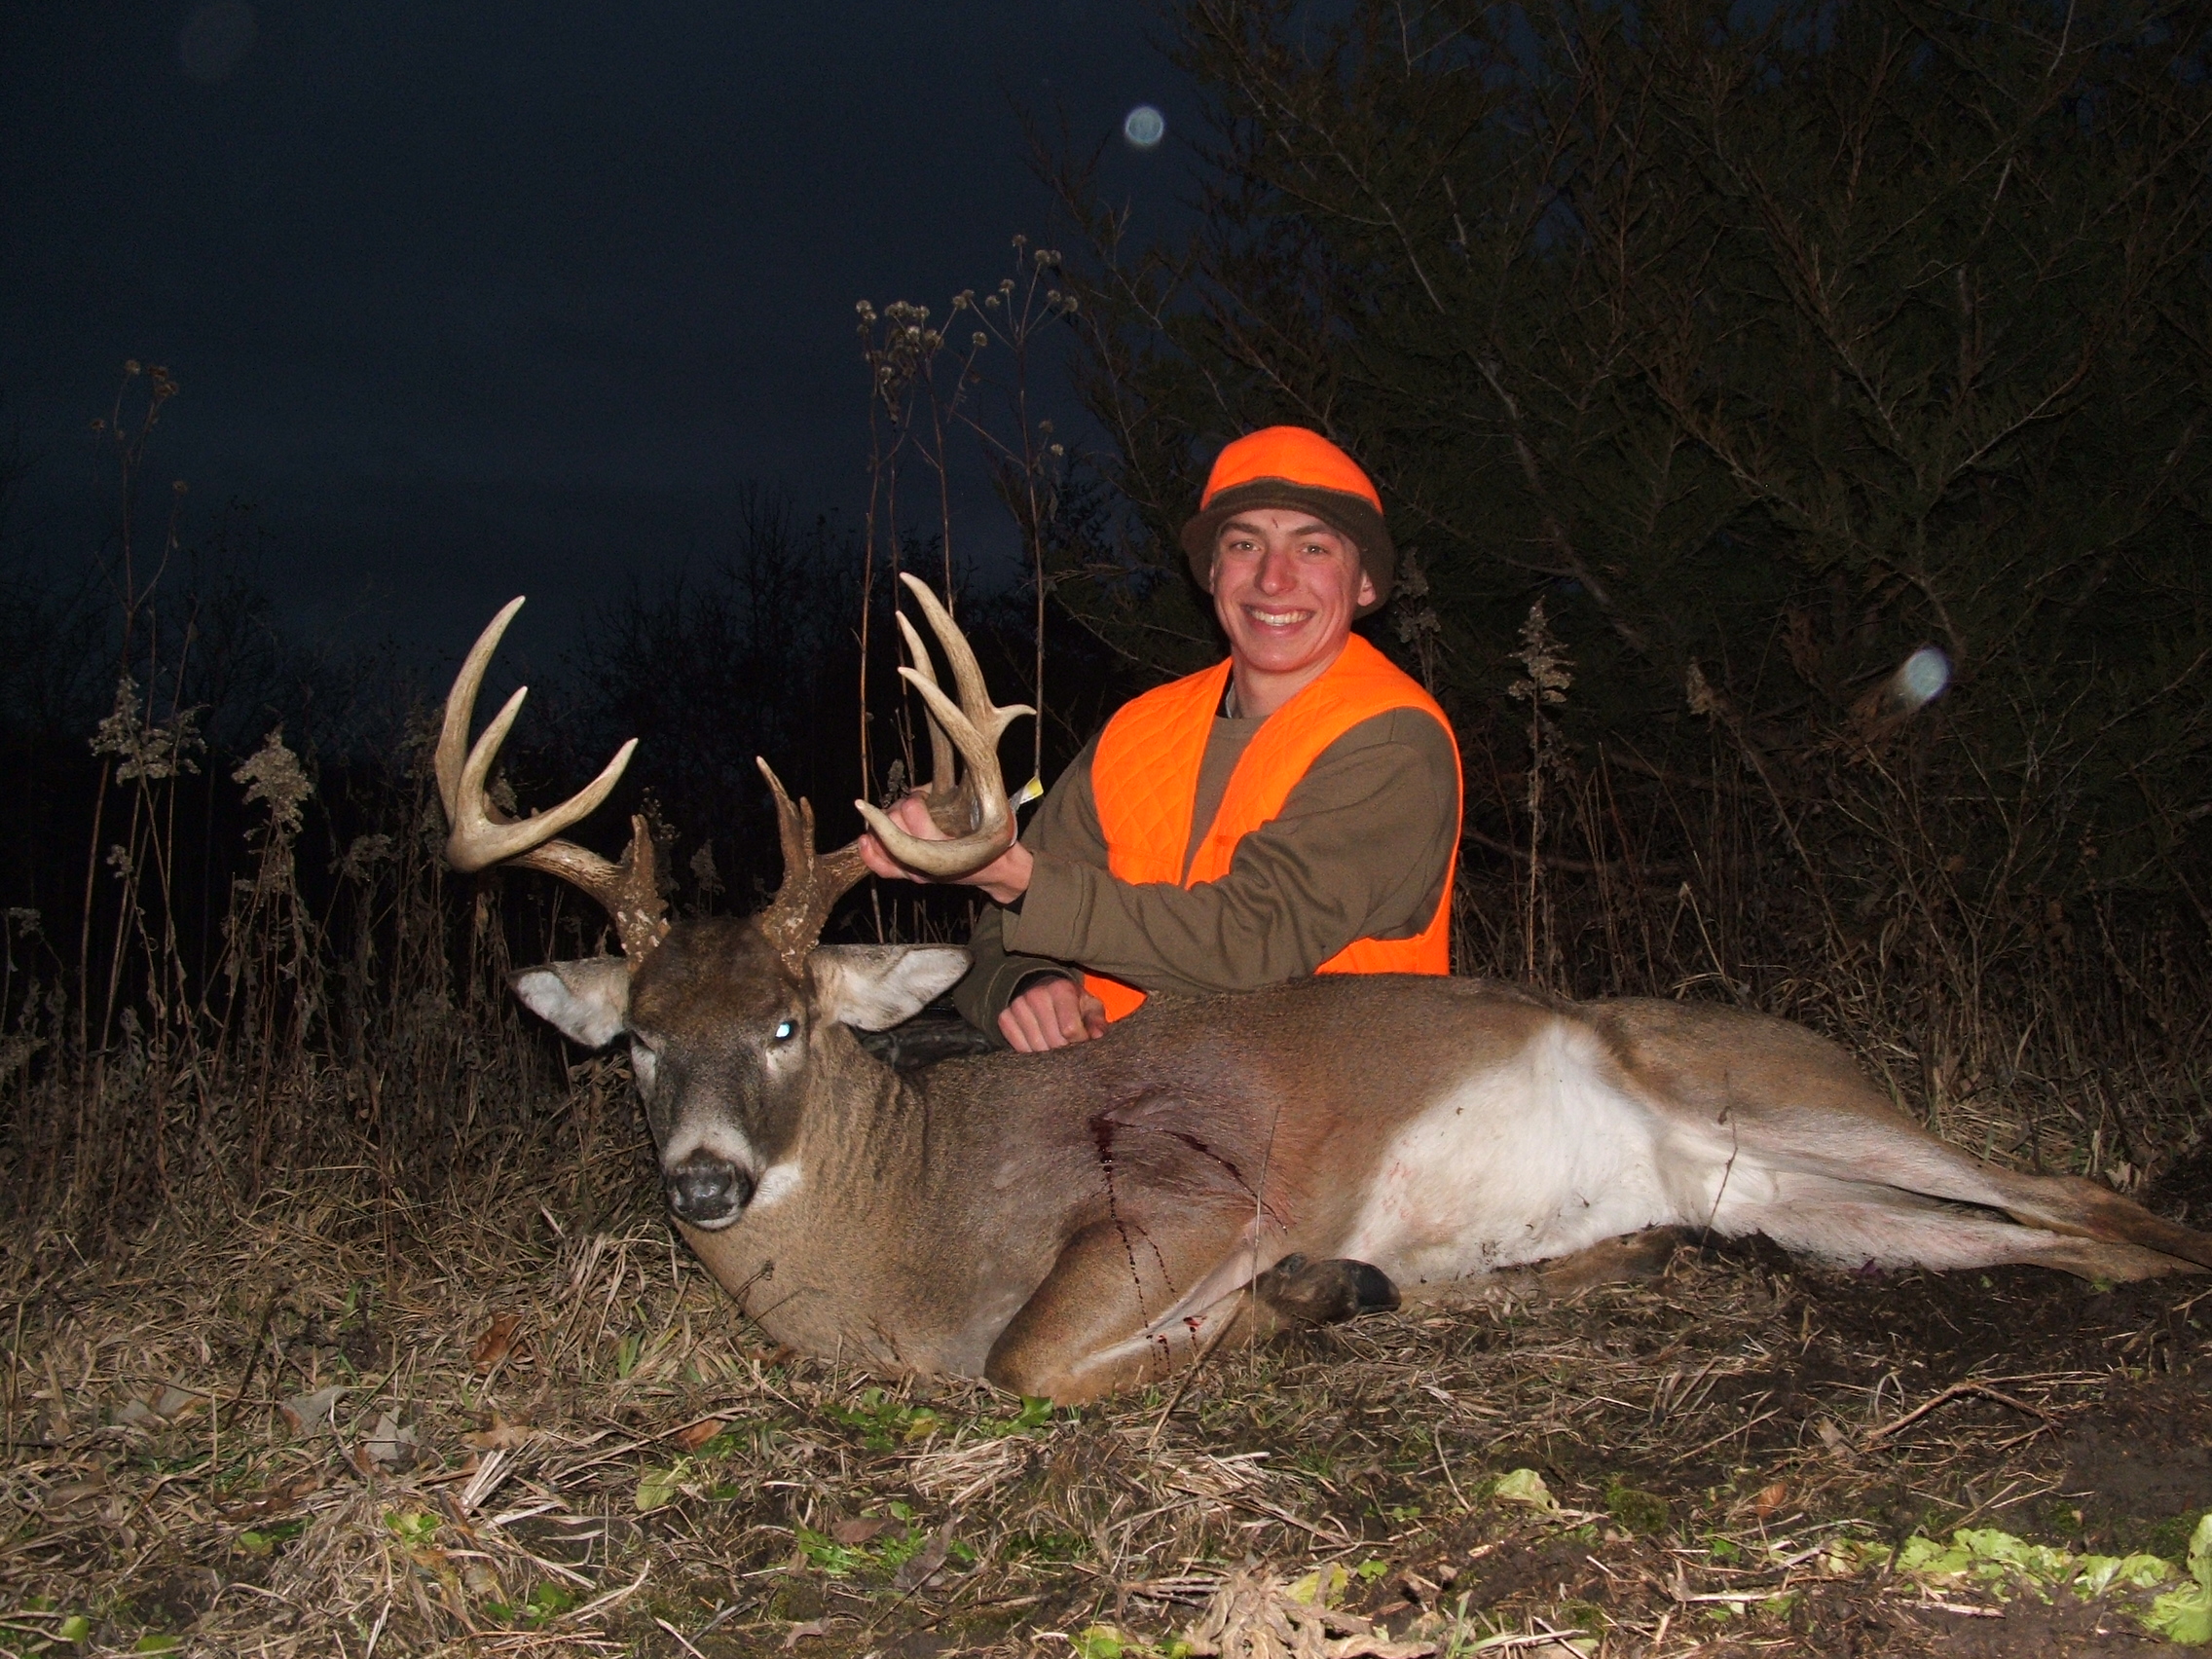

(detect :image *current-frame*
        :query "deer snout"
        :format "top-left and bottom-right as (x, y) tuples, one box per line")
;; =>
(665, 1154), (754, 1229)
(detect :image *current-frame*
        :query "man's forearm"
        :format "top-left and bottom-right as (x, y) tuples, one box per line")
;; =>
(952, 883), (1078, 1035)
(954, 737), (1109, 1035)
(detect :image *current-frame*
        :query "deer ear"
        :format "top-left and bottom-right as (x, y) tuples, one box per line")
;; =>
(809, 945), (972, 1031)
(510, 957), (632, 1049)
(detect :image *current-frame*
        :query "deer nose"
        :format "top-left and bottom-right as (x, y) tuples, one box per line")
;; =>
(665, 1156), (753, 1228)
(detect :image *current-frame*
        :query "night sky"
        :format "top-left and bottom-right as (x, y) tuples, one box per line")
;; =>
(2, 2), (1194, 658)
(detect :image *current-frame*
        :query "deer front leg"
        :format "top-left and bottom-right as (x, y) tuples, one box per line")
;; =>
(985, 1217), (1400, 1404)
(985, 1218), (1234, 1404)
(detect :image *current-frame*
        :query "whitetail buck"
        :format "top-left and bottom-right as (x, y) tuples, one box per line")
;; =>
(440, 579), (2212, 1403)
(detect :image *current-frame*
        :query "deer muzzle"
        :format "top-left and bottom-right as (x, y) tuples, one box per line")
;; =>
(665, 1153), (755, 1230)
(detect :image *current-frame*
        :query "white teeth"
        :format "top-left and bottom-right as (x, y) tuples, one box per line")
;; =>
(1250, 609), (1309, 625)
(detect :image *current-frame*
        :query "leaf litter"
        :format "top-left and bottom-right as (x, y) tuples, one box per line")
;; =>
(3, 1169), (2212, 1655)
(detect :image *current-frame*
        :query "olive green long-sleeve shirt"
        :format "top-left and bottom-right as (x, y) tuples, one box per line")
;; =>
(950, 703), (1459, 1038)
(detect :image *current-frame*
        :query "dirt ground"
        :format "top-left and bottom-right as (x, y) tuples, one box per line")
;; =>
(4, 1151), (2210, 1657)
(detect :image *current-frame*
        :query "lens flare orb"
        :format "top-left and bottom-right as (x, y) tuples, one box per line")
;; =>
(1123, 105), (1166, 150)
(1897, 645), (1952, 710)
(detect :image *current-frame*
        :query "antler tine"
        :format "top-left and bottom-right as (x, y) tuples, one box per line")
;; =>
(899, 573), (1026, 746)
(895, 609), (959, 801)
(436, 595), (525, 826)
(761, 756), (814, 883)
(438, 598), (666, 961)
(755, 758), (868, 975)
(855, 573), (1035, 880)
(898, 668), (1000, 817)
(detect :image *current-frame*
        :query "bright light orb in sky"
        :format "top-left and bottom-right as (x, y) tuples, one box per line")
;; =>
(1123, 105), (1166, 149)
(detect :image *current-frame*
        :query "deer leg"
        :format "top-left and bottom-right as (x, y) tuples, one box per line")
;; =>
(1524, 1226), (1696, 1293)
(1700, 1123), (2212, 1276)
(985, 1215), (1258, 1404)
(1966, 1170), (2212, 1272)
(1609, 1003), (2212, 1275)
(1718, 1171), (2194, 1281)
(1406, 1227), (1696, 1309)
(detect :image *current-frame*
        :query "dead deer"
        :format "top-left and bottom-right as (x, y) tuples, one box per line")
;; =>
(440, 577), (2212, 1403)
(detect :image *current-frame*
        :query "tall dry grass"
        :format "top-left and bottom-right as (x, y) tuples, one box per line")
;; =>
(1, 702), (585, 1235)
(0, 368), (588, 1237)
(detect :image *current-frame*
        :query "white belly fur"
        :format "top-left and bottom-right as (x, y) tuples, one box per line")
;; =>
(1336, 1014), (1740, 1284)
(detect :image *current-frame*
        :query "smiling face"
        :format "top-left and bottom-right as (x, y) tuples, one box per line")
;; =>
(1209, 507), (1378, 719)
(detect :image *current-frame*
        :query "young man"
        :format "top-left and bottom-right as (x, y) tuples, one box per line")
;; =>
(860, 425), (1462, 1051)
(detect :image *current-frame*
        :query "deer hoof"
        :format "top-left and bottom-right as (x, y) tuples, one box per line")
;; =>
(1255, 1254), (1401, 1326)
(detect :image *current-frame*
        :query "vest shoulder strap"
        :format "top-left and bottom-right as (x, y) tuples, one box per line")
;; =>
(1091, 658), (1232, 887)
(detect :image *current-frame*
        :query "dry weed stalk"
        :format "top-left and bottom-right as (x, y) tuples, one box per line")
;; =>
(853, 237), (1075, 942)
(1505, 600), (1572, 989)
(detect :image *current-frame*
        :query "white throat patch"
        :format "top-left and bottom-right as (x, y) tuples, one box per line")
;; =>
(749, 1161), (803, 1212)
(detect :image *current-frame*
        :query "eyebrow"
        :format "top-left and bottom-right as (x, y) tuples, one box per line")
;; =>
(1217, 517), (1339, 541)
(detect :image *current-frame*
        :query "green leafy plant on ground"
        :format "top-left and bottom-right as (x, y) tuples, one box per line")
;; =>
(2147, 1515), (2212, 1644)
(1816, 1517), (2205, 1640)
(481, 1581), (578, 1630)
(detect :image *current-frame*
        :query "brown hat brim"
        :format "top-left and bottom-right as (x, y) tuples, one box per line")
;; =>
(1180, 479), (1395, 617)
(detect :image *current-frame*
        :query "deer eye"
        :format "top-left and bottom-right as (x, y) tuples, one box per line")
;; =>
(772, 1019), (796, 1043)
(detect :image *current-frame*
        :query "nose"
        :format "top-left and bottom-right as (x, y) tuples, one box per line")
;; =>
(664, 1156), (754, 1228)
(1255, 543), (1296, 594)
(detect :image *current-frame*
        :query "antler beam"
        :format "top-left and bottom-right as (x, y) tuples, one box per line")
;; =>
(436, 598), (667, 961)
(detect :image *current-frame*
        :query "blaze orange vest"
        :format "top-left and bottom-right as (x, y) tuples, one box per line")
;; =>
(1082, 634), (1461, 1020)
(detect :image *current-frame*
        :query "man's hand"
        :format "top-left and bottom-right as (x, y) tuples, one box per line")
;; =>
(858, 792), (1034, 904)
(862, 796), (1095, 1051)
(1000, 977), (1107, 1052)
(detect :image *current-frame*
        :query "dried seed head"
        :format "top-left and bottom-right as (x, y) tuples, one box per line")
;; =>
(1684, 660), (1727, 719)
(1507, 600), (1571, 707)
(235, 727), (313, 836)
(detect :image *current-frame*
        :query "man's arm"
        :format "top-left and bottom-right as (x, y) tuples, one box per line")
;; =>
(950, 905), (1077, 1032)
(1001, 708), (1457, 999)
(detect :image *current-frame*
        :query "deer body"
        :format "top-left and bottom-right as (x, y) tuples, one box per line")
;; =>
(452, 585), (2212, 1405)
(520, 940), (2211, 1403)
(686, 977), (1636, 1387)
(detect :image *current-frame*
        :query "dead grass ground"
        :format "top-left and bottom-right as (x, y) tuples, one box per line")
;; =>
(5, 1147), (2211, 1658)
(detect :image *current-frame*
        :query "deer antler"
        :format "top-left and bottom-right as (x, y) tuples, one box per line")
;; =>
(754, 759), (870, 976)
(855, 572), (1035, 878)
(749, 574), (1031, 972)
(437, 598), (668, 961)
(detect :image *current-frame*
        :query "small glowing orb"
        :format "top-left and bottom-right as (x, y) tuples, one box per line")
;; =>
(1123, 105), (1166, 149)
(1896, 645), (1952, 709)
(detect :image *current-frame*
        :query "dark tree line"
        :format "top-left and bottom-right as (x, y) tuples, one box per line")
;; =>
(1046, 0), (2212, 946)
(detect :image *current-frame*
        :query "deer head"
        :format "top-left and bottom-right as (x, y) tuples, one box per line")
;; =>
(439, 575), (1030, 1229)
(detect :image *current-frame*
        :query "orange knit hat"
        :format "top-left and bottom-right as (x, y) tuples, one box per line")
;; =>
(1179, 426), (1394, 615)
